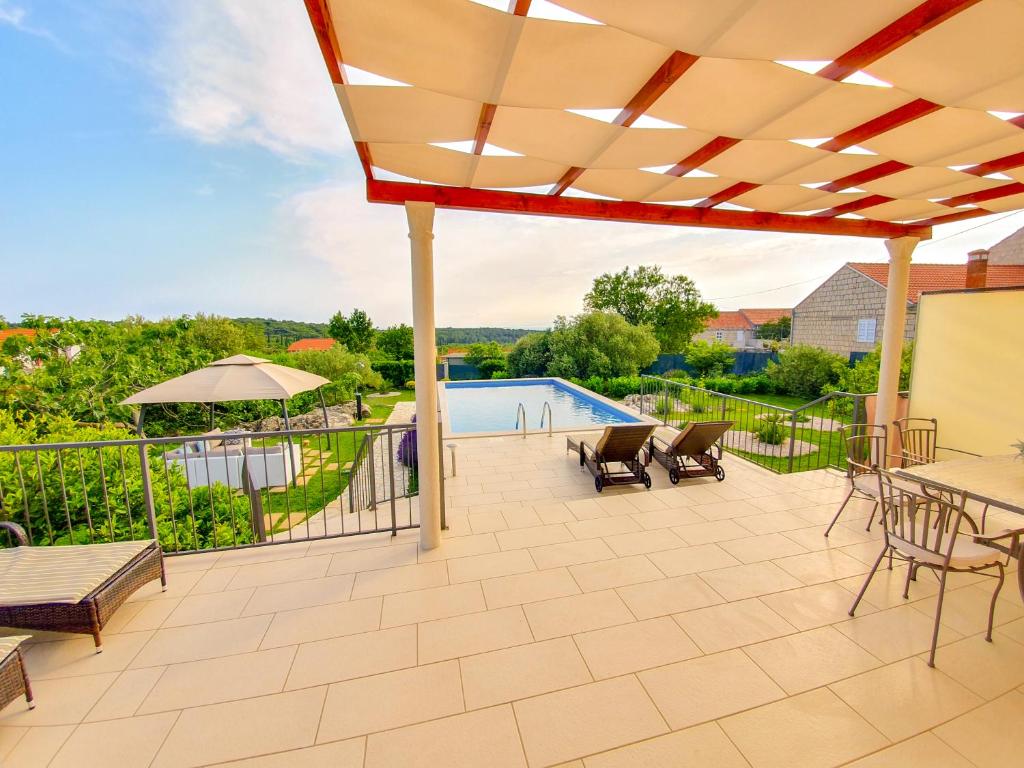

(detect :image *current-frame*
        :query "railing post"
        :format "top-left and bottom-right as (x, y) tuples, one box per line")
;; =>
(661, 381), (669, 425)
(241, 458), (266, 543)
(388, 428), (398, 537)
(437, 414), (447, 531)
(367, 432), (377, 512)
(137, 443), (159, 540)
(786, 410), (798, 473)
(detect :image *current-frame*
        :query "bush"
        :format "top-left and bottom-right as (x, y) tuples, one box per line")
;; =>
(685, 339), (735, 377)
(754, 414), (786, 445)
(476, 358), (507, 379)
(567, 376), (643, 399)
(405, 380), (415, 390)
(372, 360), (415, 389)
(767, 345), (846, 398)
(490, 371), (511, 380)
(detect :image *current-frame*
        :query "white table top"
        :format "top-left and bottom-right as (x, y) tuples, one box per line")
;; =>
(896, 454), (1024, 516)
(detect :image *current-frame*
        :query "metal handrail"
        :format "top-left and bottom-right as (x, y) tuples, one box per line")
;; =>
(514, 402), (527, 439)
(539, 401), (553, 436)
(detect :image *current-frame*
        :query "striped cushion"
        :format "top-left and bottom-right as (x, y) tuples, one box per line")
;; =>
(0, 540), (154, 606)
(0, 635), (31, 661)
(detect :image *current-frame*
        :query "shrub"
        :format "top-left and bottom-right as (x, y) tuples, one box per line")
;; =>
(754, 414), (787, 445)
(372, 360), (415, 389)
(405, 380), (415, 390)
(567, 376), (643, 399)
(490, 371), (511, 380)
(476, 358), (507, 379)
(685, 339), (735, 377)
(767, 345), (846, 398)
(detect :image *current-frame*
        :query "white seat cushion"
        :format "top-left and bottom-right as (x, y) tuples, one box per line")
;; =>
(892, 534), (1000, 569)
(0, 540), (154, 606)
(0, 635), (31, 661)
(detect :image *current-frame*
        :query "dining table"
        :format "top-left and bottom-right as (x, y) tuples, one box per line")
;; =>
(895, 453), (1024, 600)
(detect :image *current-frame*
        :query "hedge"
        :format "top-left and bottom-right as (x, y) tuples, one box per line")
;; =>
(372, 360), (415, 388)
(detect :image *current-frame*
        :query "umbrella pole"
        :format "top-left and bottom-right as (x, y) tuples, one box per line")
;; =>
(209, 403), (215, 431)
(317, 387), (331, 453)
(282, 400), (298, 487)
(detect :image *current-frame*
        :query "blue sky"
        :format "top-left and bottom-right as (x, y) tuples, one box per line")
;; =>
(3, 0), (1023, 328)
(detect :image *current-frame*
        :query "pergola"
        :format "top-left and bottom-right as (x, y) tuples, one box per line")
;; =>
(303, 0), (1024, 550)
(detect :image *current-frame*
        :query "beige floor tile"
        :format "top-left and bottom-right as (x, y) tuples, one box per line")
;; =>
(923, 632), (1024, 699)
(720, 533), (809, 564)
(128, 570), (200, 602)
(496, 523), (575, 550)
(140, 647), (295, 713)
(0, 673), (118, 726)
(910, 582), (1024, 636)
(529, 538), (616, 569)
(502, 507), (543, 528)
(638, 649), (784, 729)
(575, 616), (700, 679)
(468, 511), (508, 533)
(419, 606), (533, 662)
(350, 561), (448, 599)
(565, 516), (641, 540)
(836, 604), (964, 663)
(836, 565), (940, 609)
(784, 523), (875, 552)
(416, 532), (498, 562)
(84, 667), (165, 722)
(774, 549), (869, 585)
(447, 549), (536, 583)
(674, 600), (791, 656)
(130, 615), (272, 668)
(719, 688), (889, 768)
(744, 625), (882, 694)
(241, 574), (355, 616)
(698, 561), (803, 601)
(623, 492), (670, 512)
(646, 543), (741, 576)
(187, 566), (239, 595)
(317, 661), (464, 742)
(381, 582), (486, 627)
(460, 637), (592, 709)
(584, 721), (749, 768)
(1001, 615), (1024, 644)
(569, 555), (663, 592)
(673, 520), (754, 546)
(629, 507), (704, 530)
(215, 739), (365, 767)
(602, 529), (687, 557)
(734, 510), (813, 535)
(260, 596), (381, 648)
(482, 567), (580, 609)
(525, 590), (634, 640)
(933, 690), (1024, 768)
(514, 676), (667, 767)
(364, 704), (526, 768)
(616, 574), (723, 620)
(286, 625), (416, 689)
(690, 500), (763, 521)
(50, 712), (178, 768)
(23, 630), (153, 680)
(152, 687), (325, 768)
(326, 543), (419, 575)
(532, 501), (575, 524)
(761, 581), (876, 630)
(842, 732), (975, 768)
(830, 657), (982, 741)
(0, 725), (73, 767)
(118, 599), (185, 633)
(566, 498), (610, 521)
(226, 554), (331, 589)
(746, 493), (816, 513)
(161, 588), (256, 627)
(595, 494), (645, 517)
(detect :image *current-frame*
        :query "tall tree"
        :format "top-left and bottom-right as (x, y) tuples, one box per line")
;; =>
(583, 266), (716, 353)
(375, 324), (415, 360)
(327, 308), (376, 353)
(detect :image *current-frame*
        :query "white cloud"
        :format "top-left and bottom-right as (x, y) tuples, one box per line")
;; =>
(0, 0), (67, 50)
(152, 0), (349, 159)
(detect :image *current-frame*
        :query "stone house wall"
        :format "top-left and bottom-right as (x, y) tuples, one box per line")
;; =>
(791, 266), (916, 358)
(694, 327), (757, 349)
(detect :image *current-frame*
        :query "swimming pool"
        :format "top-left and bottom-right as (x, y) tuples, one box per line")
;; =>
(442, 378), (642, 435)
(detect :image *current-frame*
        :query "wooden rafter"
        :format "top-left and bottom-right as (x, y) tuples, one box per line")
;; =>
(940, 182), (1024, 208)
(508, 0), (531, 16)
(367, 180), (931, 239)
(813, 194), (894, 218)
(817, 161), (911, 193)
(472, 103), (498, 155)
(665, 137), (740, 178)
(818, 98), (941, 153)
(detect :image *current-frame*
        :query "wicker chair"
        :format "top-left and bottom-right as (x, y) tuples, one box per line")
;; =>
(0, 521), (165, 652)
(0, 635), (34, 711)
(648, 421), (733, 484)
(567, 424), (656, 493)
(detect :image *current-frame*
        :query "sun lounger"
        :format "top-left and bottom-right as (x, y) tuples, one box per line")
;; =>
(567, 424), (656, 492)
(0, 522), (165, 651)
(0, 635), (33, 711)
(649, 421), (732, 483)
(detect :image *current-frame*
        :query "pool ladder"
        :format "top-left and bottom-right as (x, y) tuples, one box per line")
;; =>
(515, 401), (554, 438)
(539, 401), (553, 436)
(514, 402), (527, 439)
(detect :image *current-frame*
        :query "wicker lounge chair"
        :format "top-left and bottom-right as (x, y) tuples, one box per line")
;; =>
(567, 424), (655, 492)
(0, 522), (165, 652)
(649, 421), (732, 484)
(0, 635), (33, 711)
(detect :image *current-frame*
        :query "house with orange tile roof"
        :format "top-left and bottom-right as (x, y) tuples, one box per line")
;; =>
(694, 308), (792, 349)
(286, 338), (337, 353)
(791, 242), (1024, 360)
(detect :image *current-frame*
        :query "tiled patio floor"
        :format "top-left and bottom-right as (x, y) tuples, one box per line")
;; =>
(2, 432), (1023, 767)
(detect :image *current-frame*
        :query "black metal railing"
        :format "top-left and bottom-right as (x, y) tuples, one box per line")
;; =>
(0, 423), (419, 554)
(637, 375), (874, 474)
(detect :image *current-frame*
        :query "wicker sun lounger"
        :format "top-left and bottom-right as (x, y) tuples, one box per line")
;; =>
(0, 522), (165, 652)
(649, 421), (733, 483)
(567, 424), (656, 492)
(0, 635), (34, 711)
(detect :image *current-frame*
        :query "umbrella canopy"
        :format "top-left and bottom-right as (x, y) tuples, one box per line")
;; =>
(121, 355), (330, 405)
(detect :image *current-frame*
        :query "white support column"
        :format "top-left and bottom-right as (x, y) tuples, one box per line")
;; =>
(407, 201), (441, 550)
(875, 235), (918, 462)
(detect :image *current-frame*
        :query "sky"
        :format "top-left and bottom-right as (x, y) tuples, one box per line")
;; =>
(2, 0), (1023, 330)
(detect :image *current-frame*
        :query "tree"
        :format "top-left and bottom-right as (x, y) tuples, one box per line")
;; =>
(756, 316), (791, 341)
(767, 345), (847, 399)
(506, 332), (552, 377)
(464, 341), (505, 367)
(685, 339), (735, 377)
(833, 342), (913, 394)
(584, 265), (716, 353)
(375, 324), (415, 360)
(546, 312), (660, 379)
(185, 314), (266, 358)
(328, 309), (375, 353)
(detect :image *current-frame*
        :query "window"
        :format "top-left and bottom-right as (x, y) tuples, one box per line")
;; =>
(856, 318), (876, 343)
(736, 330), (744, 345)
(715, 331), (724, 341)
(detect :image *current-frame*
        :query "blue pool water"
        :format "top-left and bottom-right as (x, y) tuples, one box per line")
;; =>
(444, 379), (639, 434)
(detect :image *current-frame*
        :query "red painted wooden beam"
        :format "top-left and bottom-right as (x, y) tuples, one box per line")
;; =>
(962, 151), (1024, 177)
(473, 103), (498, 155)
(817, 160), (912, 193)
(694, 182), (759, 209)
(818, 98), (941, 153)
(508, 0), (532, 15)
(939, 181), (1024, 208)
(366, 180), (931, 239)
(818, 0), (983, 81)
(910, 207), (992, 227)
(813, 194), (894, 217)
(665, 136), (740, 178)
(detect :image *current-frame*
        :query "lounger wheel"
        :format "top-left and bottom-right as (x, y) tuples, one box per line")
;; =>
(715, 466), (725, 481)
(642, 471), (652, 489)
(668, 468), (680, 485)
(594, 476), (603, 493)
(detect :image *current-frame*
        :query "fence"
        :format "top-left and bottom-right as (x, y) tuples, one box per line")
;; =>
(638, 375), (870, 474)
(643, 351), (778, 377)
(0, 422), (420, 554)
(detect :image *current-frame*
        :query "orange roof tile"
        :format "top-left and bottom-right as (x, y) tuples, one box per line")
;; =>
(740, 308), (791, 325)
(286, 338), (337, 353)
(705, 311), (752, 331)
(848, 262), (1024, 302)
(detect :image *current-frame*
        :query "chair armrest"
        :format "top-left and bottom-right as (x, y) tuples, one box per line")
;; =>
(973, 527), (1024, 544)
(0, 521), (28, 546)
(650, 433), (672, 450)
(580, 440), (600, 462)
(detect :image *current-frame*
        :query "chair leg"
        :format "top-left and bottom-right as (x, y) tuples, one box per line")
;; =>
(902, 559), (915, 599)
(825, 487), (854, 537)
(986, 563), (1005, 642)
(864, 500), (879, 532)
(850, 545), (888, 617)
(927, 568), (951, 668)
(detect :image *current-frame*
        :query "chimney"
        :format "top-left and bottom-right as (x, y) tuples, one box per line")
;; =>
(966, 248), (989, 289)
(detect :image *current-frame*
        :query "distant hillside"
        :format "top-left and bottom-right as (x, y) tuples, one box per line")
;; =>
(436, 327), (535, 345)
(233, 317), (328, 348)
